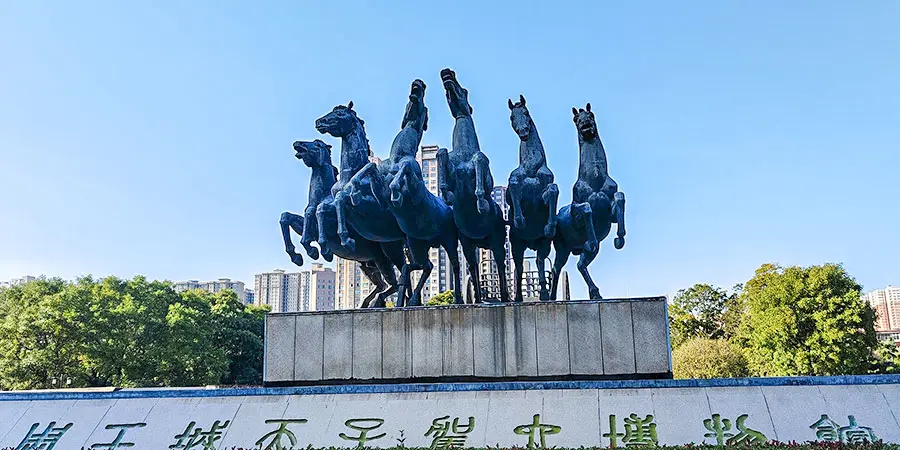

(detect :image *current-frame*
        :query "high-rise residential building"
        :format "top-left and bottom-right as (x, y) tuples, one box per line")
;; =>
(255, 269), (289, 313)
(244, 289), (255, 306)
(308, 263), (336, 310)
(173, 278), (246, 302)
(336, 258), (375, 309)
(254, 266), (336, 313)
(865, 286), (900, 331)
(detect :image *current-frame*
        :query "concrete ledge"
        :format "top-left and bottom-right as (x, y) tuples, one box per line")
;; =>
(263, 297), (672, 385)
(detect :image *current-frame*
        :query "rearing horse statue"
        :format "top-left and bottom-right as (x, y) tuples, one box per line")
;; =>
(314, 102), (407, 250)
(506, 95), (559, 301)
(437, 68), (510, 302)
(351, 80), (462, 306)
(279, 139), (406, 307)
(551, 103), (626, 300)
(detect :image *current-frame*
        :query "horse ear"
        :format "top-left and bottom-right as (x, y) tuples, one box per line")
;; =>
(585, 102), (591, 112)
(519, 94), (526, 105)
(508, 99), (515, 110)
(347, 101), (354, 110)
(572, 107), (578, 116)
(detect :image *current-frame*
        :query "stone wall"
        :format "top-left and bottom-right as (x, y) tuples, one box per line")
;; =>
(1, 377), (900, 448)
(265, 298), (671, 384)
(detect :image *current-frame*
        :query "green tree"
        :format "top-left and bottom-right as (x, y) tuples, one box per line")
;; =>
(668, 284), (742, 348)
(208, 289), (267, 385)
(871, 341), (900, 374)
(733, 263), (877, 376)
(672, 338), (749, 379)
(0, 276), (265, 389)
(426, 290), (455, 306)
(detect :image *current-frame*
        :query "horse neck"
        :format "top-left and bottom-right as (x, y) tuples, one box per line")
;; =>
(579, 135), (609, 178)
(308, 163), (336, 204)
(339, 123), (369, 184)
(452, 116), (480, 157)
(519, 120), (546, 170)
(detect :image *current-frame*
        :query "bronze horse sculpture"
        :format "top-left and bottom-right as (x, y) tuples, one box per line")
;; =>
(436, 68), (511, 303)
(550, 103), (626, 300)
(348, 80), (462, 306)
(506, 95), (559, 301)
(279, 140), (406, 307)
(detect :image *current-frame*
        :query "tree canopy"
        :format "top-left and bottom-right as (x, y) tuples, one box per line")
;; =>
(668, 283), (741, 348)
(672, 337), (749, 379)
(733, 263), (877, 376)
(0, 276), (266, 390)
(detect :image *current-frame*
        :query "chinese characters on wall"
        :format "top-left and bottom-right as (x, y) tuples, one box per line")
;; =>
(9, 412), (881, 450)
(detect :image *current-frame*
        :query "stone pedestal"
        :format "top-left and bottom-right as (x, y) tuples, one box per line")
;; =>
(263, 297), (671, 386)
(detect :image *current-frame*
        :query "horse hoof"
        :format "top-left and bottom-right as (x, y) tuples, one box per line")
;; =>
(614, 237), (625, 249)
(289, 253), (304, 267)
(342, 237), (356, 252)
(589, 289), (602, 300)
(544, 223), (557, 238)
(307, 247), (319, 260)
(514, 216), (525, 228)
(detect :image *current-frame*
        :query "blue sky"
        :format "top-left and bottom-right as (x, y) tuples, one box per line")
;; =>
(1, 1), (898, 298)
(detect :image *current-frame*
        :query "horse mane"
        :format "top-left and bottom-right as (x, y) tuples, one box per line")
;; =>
(339, 105), (373, 157)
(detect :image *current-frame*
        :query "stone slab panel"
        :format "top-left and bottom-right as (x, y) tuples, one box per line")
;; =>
(597, 388), (655, 447)
(819, 384), (900, 443)
(294, 314), (324, 381)
(0, 401), (32, 444)
(540, 389), (601, 447)
(504, 305), (538, 377)
(217, 395), (290, 448)
(599, 302), (636, 375)
(323, 314), (353, 380)
(352, 311), (383, 380)
(705, 386), (778, 444)
(535, 303), (570, 376)
(567, 302), (602, 375)
(442, 307), (475, 376)
(650, 387), (713, 446)
(382, 310), (412, 379)
(410, 308), (443, 377)
(265, 315), (297, 382)
(761, 385), (828, 442)
(0, 400), (77, 449)
(481, 391), (543, 448)
(473, 306), (506, 377)
(632, 300), (670, 374)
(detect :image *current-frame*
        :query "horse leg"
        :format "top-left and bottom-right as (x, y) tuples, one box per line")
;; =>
(372, 252), (399, 308)
(279, 212), (304, 267)
(358, 262), (383, 309)
(550, 237), (571, 300)
(473, 152), (491, 215)
(332, 189), (356, 252)
(436, 147), (455, 205)
(542, 182), (559, 238)
(577, 245), (602, 300)
(300, 205), (320, 259)
(613, 191), (626, 249)
(509, 236), (526, 303)
(442, 228), (463, 304)
(536, 238), (552, 301)
(507, 169), (526, 228)
(407, 240), (432, 307)
(460, 235), (482, 303)
(492, 232), (511, 302)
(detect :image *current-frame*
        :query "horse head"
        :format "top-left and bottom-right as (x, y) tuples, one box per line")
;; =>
(441, 68), (473, 119)
(508, 94), (533, 141)
(316, 102), (363, 138)
(401, 79), (428, 134)
(572, 102), (598, 141)
(292, 139), (332, 169)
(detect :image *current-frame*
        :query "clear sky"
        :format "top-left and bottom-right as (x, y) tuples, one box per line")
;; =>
(1, 1), (898, 299)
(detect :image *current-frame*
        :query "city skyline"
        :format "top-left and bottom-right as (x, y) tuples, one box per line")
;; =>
(2, 2), (898, 301)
